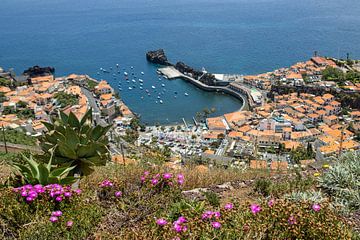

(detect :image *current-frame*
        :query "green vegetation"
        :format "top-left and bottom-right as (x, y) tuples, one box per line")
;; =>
(290, 143), (315, 164)
(86, 79), (98, 91)
(322, 66), (360, 85)
(2, 106), (35, 119)
(39, 109), (111, 176)
(2, 129), (37, 146)
(0, 77), (11, 86)
(54, 92), (79, 108)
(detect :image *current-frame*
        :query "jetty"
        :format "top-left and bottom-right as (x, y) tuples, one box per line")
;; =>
(158, 66), (253, 110)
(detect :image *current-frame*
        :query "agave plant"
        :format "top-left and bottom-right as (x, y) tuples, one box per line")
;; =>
(39, 108), (111, 176)
(12, 155), (76, 185)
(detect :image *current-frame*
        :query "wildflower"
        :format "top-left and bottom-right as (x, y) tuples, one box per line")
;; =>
(288, 215), (296, 225)
(26, 196), (34, 202)
(314, 172), (321, 177)
(268, 199), (275, 207)
(322, 164), (330, 169)
(52, 210), (62, 217)
(176, 216), (187, 224)
(64, 192), (72, 198)
(49, 216), (58, 223)
(156, 218), (168, 226)
(163, 173), (172, 179)
(214, 211), (221, 219)
(144, 171), (150, 176)
(114, 191), (122, 198)
(312, 203), (321, 212)
(211, 221), (221, 229)
(75, 189), (82, 194)
(250, 204), (261, 214)
(21, 191), (28, 197)
(151, 178), (159, 185)
(224, 203), (234, 210)
(140, 176), (146, 182)
(177, 179), (184, 185)
(66, 221), (73, 228)
(154, 173), (160, 179)
(181, 225), (188, 232)
(173, 223), (182, 233)
(177, 174), (184, 180)
(100, 180), (114, 188)
(55, 196), (63, 202)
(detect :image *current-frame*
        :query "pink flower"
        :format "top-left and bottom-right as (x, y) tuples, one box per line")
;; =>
(21, 191), (28, 197)
(75, 189), (82, 194)
(156, 218), (168, 226)
(163, 173), (172, 179)
(52, 210), (62, 217)
(177, 216), (187, 224)
(151, 178), (159, 185)
(250, 204), (261, 214)
(224, 203), (233, 210)
(173, 223), (182, 233)
(177, 179), (184, 185)
(114, 191), (122, 197)
(26, 196), (34, 202)
(288, 215), (297, 225)
(312, 203), (321, 212)
(55, 196), (63, 202)
(66, 221), (73, 228)
(140, 176), (146, 182)
(49, 216), (58, 222)
(177, 174), (184, 180)
(211, 221), (221, 229)
(64, 192), (72, 197)
(268, 199), (275, 208)
(144, 171), (150, 176)
(214, 211), (221, 219)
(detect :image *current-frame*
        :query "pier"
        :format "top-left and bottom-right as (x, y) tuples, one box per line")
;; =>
(158, 67), (253, 110)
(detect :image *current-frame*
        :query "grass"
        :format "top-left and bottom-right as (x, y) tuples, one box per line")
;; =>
(2, 129), (37, 146)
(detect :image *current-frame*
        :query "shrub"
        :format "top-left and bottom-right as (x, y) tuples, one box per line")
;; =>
(319, 152), (360, 212)
(254, 178), (272, 196)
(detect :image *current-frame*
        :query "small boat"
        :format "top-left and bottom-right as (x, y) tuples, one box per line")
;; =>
(138, 79), (143, 83)
(132, 79), (136, 83)
(152, 86), (156, 89)
(113, 73), (116, 76)
(100, 67), (103, 71)
(131, 66), (134, 69)
(158, 77), (161, 80)
(125, 76), (128, 80)
(159, 100), (163, 104)
(126, 80), (130, 83)
(128, 87), (132, 90)
(141, 71), (144, 75)
(141, 96), (144, 99)
(156, 101), (158, 104)
(145, 89), (149, 93)
(174, 96), (177, 98)
(140, 86), (143, 89)
(185, 93), (189, 96)
(161, 84), (165, 87)
(116, 64), (119, 67)
(157, 96), (161, 99)
(139, 83), (143, 86)
(124, 72), (128, 76)
(119, 88), (122, 91)
(97, 72), (100, 75)
(148, 93), (151, 96)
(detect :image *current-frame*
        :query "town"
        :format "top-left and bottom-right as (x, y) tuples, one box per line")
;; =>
(0, 54), (359, 172)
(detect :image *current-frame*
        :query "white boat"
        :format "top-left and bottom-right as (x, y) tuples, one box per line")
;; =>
(148, 93), (151, 96)
(119, 88), (122, 91)
(97, 72), (100, 75)
(140, 86), (143, 89)
(145, 89), (149, 93)
(132, 79), (136, 83)
(116, 64), (119, 67)
(152, 86), (156, 89)
(138, 79), (143, 83)
(159, 100), (163, 104)
(139, 83), (143, 86)
(131, 66), (134, 69)
(124, 72), (128, 76)
(156, 101), (158, 104)
(141, 96), (144, 99)
(185, 93), (189, 96)
(157, 96), (161, 99)
(128, 87), (132, 90)
(161, 84), (165, 87)
(158, 77), (161, 80)
(141, 71), (144, 75)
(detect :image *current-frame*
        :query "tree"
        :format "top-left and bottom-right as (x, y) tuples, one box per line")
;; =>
(54, 92), (79, 108)
(38, 109), (111, 176)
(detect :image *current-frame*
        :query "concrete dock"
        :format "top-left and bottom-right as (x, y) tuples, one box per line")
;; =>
(158, 66), (182, 79)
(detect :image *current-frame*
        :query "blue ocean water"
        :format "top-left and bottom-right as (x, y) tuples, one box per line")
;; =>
(1, 0), (360, 124)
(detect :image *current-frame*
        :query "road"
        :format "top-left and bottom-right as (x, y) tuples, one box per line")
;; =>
(81, 87), (107, 126)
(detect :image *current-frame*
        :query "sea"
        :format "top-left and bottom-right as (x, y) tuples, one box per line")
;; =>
(1, 0), (359, 125)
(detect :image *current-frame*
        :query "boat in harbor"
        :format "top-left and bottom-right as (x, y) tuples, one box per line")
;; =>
(116, 64), (119, 67)
(141, 71), (144, 75)
(139, 79), (143, 83)
(159, 100), (163, 104)
(132, 79), (136, 83)
(145, 89), (149, 93)
(152, 86), (156, 89)
(131, 66), (134, 69)
(161, 84), (165, 87)
(128, 87), (132, 90)
(185, 93), (189, 96)
(124, 72), (128, 76)
(140, 86), (143, 89)
(157, 96), (161, 99)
